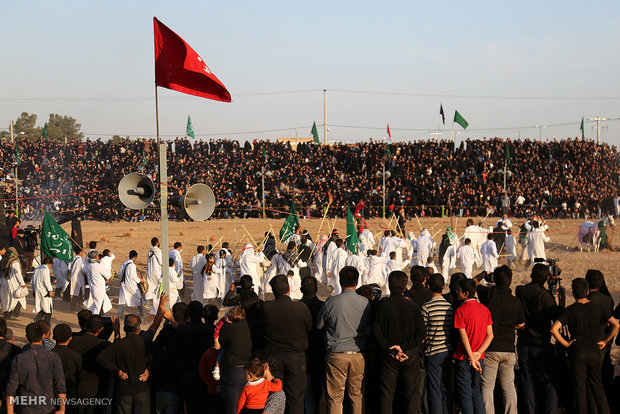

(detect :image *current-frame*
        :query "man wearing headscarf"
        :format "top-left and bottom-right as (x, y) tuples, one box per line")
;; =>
(0, 247), (27, 319)
(329, 239), (348, 295)
(239, 243), (266, 296)
(32, 258), (54, 322)
(357, 226), (375, 259)
(83, 250), (112, 315)
(413, 229), (434, 267)
(439, 227), (459, 280)
(314, 234), (330, 284)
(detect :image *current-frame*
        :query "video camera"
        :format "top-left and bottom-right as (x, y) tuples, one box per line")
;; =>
(534, 257), (564, 304)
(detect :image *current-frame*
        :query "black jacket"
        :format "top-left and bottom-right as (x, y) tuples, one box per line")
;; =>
(260, 295), (313, 353)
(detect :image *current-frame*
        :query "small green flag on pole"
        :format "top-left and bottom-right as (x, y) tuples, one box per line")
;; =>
(15, 147), (21, 165)
(186, 115), (195, 138)
(42, 123), (48, 139)
(454, 110), (469, 129)
(279, 202), (299, 242)
(41, 212), (72, 262)
(505, 142), (512, 167)
(580, 117), (585, 140)
(385, 143), (392, 160)
(142, 149), (146, 169)
(345, 206), (358, 254)
(311, 122), (320, 144)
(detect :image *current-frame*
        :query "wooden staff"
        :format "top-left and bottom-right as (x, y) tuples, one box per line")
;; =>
(431, 229), (443, 240)
(230, 234), (246, 261)
(481, 210), (491, 226)
(258, 231), (270, 250)
(429, 222), (440, 231)
(241, 225), (259, 248)
(414, 213), (423, 231)
(207, 236), (223, 254)
(454, 216), (459, 235)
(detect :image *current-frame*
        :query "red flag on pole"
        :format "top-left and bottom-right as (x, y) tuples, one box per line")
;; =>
(153, 17), (231, 102)
(387, 123), (392, 141)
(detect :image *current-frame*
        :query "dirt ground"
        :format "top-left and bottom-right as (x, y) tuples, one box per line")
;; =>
(7, 217), (619, 368)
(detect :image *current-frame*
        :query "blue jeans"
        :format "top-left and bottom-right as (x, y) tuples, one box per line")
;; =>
(221, 366), (246, 414)
(455, 358), (485, 414)
(426, 351), (451, 414)
(154, 391), (178, 414)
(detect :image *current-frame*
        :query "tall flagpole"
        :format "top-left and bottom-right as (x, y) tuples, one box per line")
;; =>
(323, 89), (327, 145)
(155, 85), (170, 308)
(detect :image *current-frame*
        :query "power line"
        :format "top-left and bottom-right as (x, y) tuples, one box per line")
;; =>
(330, 89), (620, 101)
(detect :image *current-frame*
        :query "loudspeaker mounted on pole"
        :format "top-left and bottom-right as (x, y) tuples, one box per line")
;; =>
(177, 183), (215, 221)
(118, 173), (156, 210)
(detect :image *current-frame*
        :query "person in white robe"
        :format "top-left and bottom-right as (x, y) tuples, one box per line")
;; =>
(69, 246), (87, 311)
(263, 252), (285, 295)
(384, 251), (410, 295)
(357, 226), (375, 258)
(239, 244), (267, 296)
(190, 246), (207, 301)
(52, 257), (69, 296)
(462, 220), (483, 267)
(0, 248), (27, 319)
(496, 214), (513, 231)
(118, 250), (145, 318)
(214, 250), (232, 299)
(406, 231), (417, 259)
(202, 254), (223, 305)
(528, 222), (550, 262)
(457, 239), (475, 278)
(441, 245), (457, 281)
(325, 237), (339, 281)
(151, 258), (181, 314)
(32, 258), (54, 322)
(287, 270), (302, 300)
(169, 242), (184, 298)
(345, 253), (368, 288)
(413, 229), (434, 267)
(84, 250), (113, 315)
(145, 237), (162, 304)
(426, 257), (438, 274)
(480, 235), (499, 273)
(365, 249), (389, 286)
(328, 239), (348, 295)
(505, 229), (517, 267)
(313, 234), (330, 284)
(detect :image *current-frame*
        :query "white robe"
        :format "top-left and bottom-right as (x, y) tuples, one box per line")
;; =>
(329, 248), (348, 295)
(365, 255), (389, 286)
(32, 265), (53, 314)
(69, 255), (86, 297)
(462, 225), (484, 267)
(358, 229), (375, 257)
(264, 254), (284, 294)
(214, 258), (230, 299)
(100, 253), (116, 276)
(190, 253), (207, 301)
(145, 246), (162, 300)
(0, 262), (27, 313)
(52, 258), (69, 292)
(151, 267), (180, 314)
(505, 235), (517, 261)
(528, 229), (550, 261)
(457, 245), (475, 278)
(480, 240), (499, 273)
(345, 254), (368, 288)
(384, 258), (410, 295)
(202, 266), (223, 300)
(325, 242), (338, 278)
(169, 249), (184, 286)
(441, 245), (457, 279)
(84, 262), (112, 314)
(414, 233), (434, 267)
(239, 248), (266, 294)
(288, 274), (302, 300)
(118, 259), (142, 307)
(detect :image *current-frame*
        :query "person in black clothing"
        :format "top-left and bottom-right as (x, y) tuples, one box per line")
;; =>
(515, 263), (564, 414)
(585, 269), (615, 407)
(476, 265), (525, 414)
(406, 266), (432, 306)
(297, 236), (313, 278)
(222, 274), (254, 307)
(52, 323), (82, 414)
(69, 315), (112, 414)
(300, 276), (325, 414)
(97, 314), (150, 414)
(551, 278), (619, 414)
(373, 270), (426, 414)
(260, 274), (312, 414)
(0, 318), (20, 414)
(443, 272), (466, 309)
(219, 305), (252, 414)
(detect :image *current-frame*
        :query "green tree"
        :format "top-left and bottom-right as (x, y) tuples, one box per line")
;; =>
(0, 112), (43, 140)
(45, 113), (84, 141)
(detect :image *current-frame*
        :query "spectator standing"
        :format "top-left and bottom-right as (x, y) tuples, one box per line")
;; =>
(52, 324), (82, 414)
(373, 270), (426, 414)
(316, 267), (371, 414)
(452, 278), (494, 414)
(0, 318), (21, 411)
(477, 266), (525, 414)
(300, 276), (325, 414)
(6, 322), (66, 414)
(259, 274), (312, 414)
(406, 266), (432, 306)
(421, 274), (454, 414)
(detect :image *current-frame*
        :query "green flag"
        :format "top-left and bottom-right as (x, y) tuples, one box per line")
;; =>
(311, 122), (320, 144)
(186, 115), (195, 138)
(142, 149), (146, 168)
(580, 117), (585, 140)
(41, 212), (72, 262)
(345, 206), (358, 254)
(42, 123), (48, 139)
(454, 110), (469, 129)
(505, 142), (512, 167)
(279, 202), (299, 242)
(385, 143), (392, 160)
(15, 147), (21, 165)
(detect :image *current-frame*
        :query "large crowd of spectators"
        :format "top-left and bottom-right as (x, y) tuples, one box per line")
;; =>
(0, 137), (617, 221)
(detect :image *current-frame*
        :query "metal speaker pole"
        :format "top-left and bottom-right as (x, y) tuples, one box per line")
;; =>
(118, 173), (156, 210)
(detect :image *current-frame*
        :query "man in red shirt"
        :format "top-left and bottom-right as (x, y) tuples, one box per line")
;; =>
(452, 278), (494, 414)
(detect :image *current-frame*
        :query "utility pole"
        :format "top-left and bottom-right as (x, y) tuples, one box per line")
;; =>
(588, 117), (608, 145)
(323, 89), (327, 145)
(10, 121), (13, 143)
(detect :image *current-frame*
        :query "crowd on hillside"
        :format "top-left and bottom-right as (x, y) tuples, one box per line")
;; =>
(0, 137), (618, 222)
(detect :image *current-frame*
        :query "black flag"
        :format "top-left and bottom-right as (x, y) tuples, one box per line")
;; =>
(440, 104), (445, 125)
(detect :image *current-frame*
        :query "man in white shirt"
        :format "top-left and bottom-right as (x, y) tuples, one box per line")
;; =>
(118, 250), (145, 318)
(190, 246), (207, 301)
(414, 229), (434, 267)
(528, 222), (550, 262)
(457, 238), (475, 278)
(69, 245), (87, 311)
(239, 243), (267, 296)
(329, 239), (349, 295)
(169, 242), (184, 299)
(480, 234), (499, 273)
(84, 250), (113, 315)
(365, 249), (389, 287)
(52, 257), (69, 297)
(145, 237), (162, 306)
(33, 258), (54, 322)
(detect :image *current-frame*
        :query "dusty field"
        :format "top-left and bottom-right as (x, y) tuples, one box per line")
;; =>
(7, 217), (619, 355)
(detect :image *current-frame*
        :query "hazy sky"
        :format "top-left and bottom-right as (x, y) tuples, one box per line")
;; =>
(1, 0), (619, 146)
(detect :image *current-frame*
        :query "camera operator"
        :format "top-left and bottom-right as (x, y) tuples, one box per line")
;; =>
(475, 266), (525, 414)
(222, 274), (255, 307)
(515, 263), (565, 414)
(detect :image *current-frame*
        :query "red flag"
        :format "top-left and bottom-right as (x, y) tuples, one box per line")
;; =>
(153, 17), (231, 102)
(387, 123), (392, 141)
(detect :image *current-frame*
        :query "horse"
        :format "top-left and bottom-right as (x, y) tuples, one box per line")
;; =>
(577, 213), (616, 252)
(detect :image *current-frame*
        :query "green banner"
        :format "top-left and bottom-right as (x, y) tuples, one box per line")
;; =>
(346, 206), (358, 254)
(41, 212), (72, 262)
(279, 202), (299, 242)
